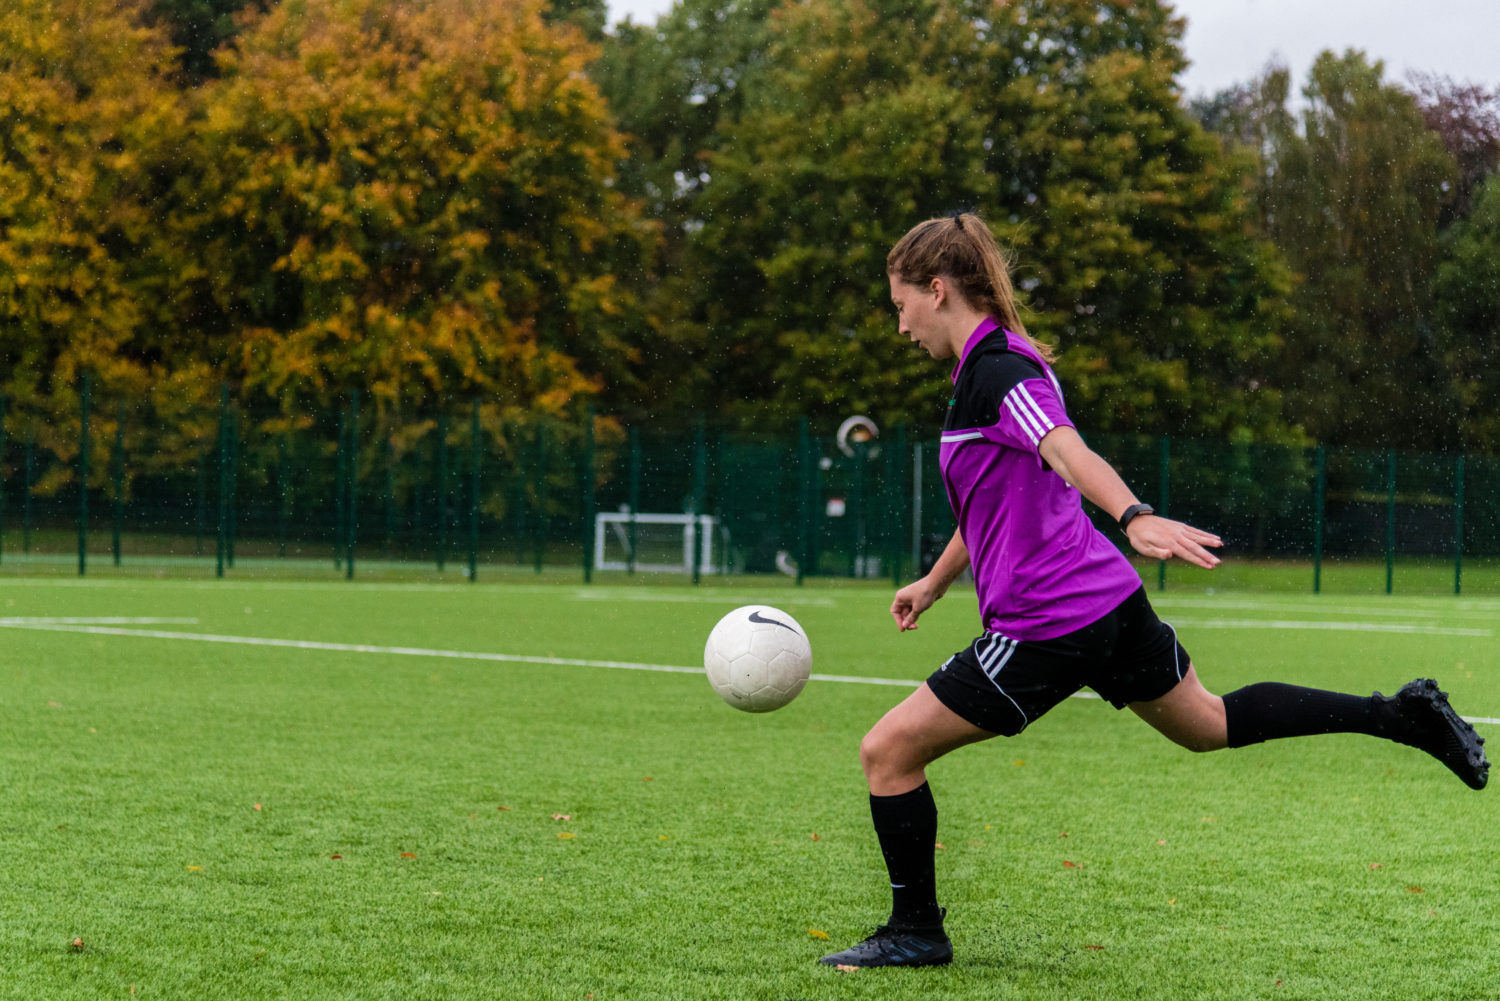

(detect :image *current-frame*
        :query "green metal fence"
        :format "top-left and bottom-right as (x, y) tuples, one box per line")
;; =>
(2, 389), (1498, 593)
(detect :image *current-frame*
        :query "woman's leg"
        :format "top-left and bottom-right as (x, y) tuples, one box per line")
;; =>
(861, 682), (995, 795)
(818, 685), (992, 967)
(1130, 666), (1488, 789)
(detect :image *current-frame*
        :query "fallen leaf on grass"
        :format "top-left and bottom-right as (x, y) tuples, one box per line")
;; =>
(810, 833), (821, 841)
(934, 842), (946, 850)
(557, 833), (577, 840)
(552, 814), (572, 821)
(253, 804), (262, 811)
(1063, 860), (1080, 869)
(642, 776), (653, 782)
(835, 964), (861, 974)
(498, 806), (511, 812)
(330, 854), (343, 860)
(186, 866), (203, 872)
(401, 853), (417, 858)
(1407, 886), (1425, 893)
(1369, 863), (1383, 870)
(1059, 831), (1068, 838)
(1085, 945), (1104, 951)
(71, 938), (85, 951)
(808, 929), (829, 940)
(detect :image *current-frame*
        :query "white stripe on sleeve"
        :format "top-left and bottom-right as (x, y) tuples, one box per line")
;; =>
(1002, 390), (1045, 445)
(1015, 383), (1056, 435)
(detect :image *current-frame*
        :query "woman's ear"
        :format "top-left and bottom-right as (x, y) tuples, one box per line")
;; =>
(929, 276), (947, 309)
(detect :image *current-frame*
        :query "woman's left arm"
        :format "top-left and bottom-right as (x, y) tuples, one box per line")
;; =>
(1038, 426), (1223, 570)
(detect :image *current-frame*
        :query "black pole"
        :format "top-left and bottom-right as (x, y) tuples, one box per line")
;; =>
(1385, 449), (1396, 595)
(627, 426), (640, 575)
(335, 406), (346, 571)
(23, 436), (34, 555)
(385, 428), (397, 561)
(226, 406), (238, 569)
(346, 392), (358, 580)
(533, 422), (545, 574)
(436, 413), (448, 572)
(1312, 445), (1325, 594)
(797, 418), (810, 587)
(195, 456), (206, 558)
(0, 395), (6, 567)
(468, 398), (480, 582)
(78, 371), (91, 577)
(1454, 455), (1465, 596)
(112, 401), (124, 566)
(581, 403), (595, 583)
(691, 419), (706, 586)
(277, 433), (289, 559)
(216, 385), (229, 579)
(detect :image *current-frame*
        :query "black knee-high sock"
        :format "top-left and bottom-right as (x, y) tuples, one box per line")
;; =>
(1223, 682), (1400, 748)
(870, 782), (943, 932)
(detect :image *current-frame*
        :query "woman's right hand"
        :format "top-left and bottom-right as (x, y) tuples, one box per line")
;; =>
(891, 577), (942, 632)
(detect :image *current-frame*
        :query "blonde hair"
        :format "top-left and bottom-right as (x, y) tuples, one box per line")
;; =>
(886, 213), (1055, 364)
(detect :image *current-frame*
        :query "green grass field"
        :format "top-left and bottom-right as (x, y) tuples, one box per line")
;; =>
(2, 573), (1497, 999)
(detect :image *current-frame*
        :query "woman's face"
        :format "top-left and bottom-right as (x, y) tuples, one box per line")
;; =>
(889, 275), (950, 359)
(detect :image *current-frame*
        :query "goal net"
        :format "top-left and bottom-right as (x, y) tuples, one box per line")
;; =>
(593, 512), (721, 574)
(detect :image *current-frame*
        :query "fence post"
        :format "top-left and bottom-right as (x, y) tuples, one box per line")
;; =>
(227, 406), (239, 569)
(0, 395), (6, 567)
(23, 436), (34, 554)
(1157, 435), (1169, 592)
(346, 391), (358, 580)
(78, 370), (91, 577)
(691, 419), (706, 586)
(627, 426), (640, 575)
(797, 418), (810, 587)
(1313, 445), (1325, 594)
(436, 413), (449, 572)
(1384, 449), (1396, 595)
(1454, 455), (1465, 596)
(532, 421), (546, 574)
(216, 385), (229, 579)
(385, 428), (397, 561)
(277, 433), (289, 559)
(911, 439), (924, 581)
(581, 403), (595, 584)
(112, 401), (124, 567)
(335, 406), (346, 571)
(468, 397), (480, 582)
(891, 424), (907, 587)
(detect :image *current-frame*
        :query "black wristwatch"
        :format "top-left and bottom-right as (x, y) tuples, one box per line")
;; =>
(1118, 503), (1155, 532)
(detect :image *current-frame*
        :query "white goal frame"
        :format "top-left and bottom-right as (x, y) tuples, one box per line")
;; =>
(593, 512), (720, 574)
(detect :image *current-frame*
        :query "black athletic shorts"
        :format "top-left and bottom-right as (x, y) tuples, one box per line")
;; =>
(925, 586), (1190, 736)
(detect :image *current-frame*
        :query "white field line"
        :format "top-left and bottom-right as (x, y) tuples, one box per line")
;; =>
(0, 616), (200, 625)
(1, 620), (1495, 725)
(1167, 618), (1492, 637)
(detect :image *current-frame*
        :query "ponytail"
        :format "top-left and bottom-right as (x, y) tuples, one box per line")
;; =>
(886, 214), (1055, 364)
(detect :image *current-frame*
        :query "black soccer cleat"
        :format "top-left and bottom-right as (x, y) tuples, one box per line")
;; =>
(817, 923), (952, 968)
(1379, 678), (1489, 790)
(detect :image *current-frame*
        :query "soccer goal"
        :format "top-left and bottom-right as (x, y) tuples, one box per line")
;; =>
(593, 512), (722, 574)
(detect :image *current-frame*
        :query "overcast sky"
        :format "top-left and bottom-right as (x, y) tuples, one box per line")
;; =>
(604, 0), (1500, 100)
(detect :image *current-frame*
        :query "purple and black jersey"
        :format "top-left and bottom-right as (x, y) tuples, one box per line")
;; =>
(940, 317), (1142, 642)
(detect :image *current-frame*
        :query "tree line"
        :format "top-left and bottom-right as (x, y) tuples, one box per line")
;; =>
(1, 0), (1496, 461)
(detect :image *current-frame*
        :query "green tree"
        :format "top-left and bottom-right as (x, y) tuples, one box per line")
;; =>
(167, 0), (656, 432)
(146, 0), (269, 81)
(1435, 176), (1500, 449)
(1246, 52), (1459, 449)
(658, 0), (1293, 440)
(0, 0), (195, 475)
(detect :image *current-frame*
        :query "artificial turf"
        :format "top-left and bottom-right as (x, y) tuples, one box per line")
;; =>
(0, 574), (1496, 999)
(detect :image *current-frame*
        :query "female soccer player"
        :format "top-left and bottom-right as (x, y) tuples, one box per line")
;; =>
(818, 213), (1489, 969)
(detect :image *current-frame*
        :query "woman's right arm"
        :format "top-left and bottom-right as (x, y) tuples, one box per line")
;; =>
(890, 528), (969, 632)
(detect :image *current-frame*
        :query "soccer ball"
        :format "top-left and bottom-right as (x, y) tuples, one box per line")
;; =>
(703, 605), (813, 712)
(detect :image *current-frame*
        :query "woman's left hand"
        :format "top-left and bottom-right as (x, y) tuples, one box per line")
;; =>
(1125, 516), (1222, 569)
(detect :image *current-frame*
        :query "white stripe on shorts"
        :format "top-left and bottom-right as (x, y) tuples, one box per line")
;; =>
(977, 632), (1028, 731)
